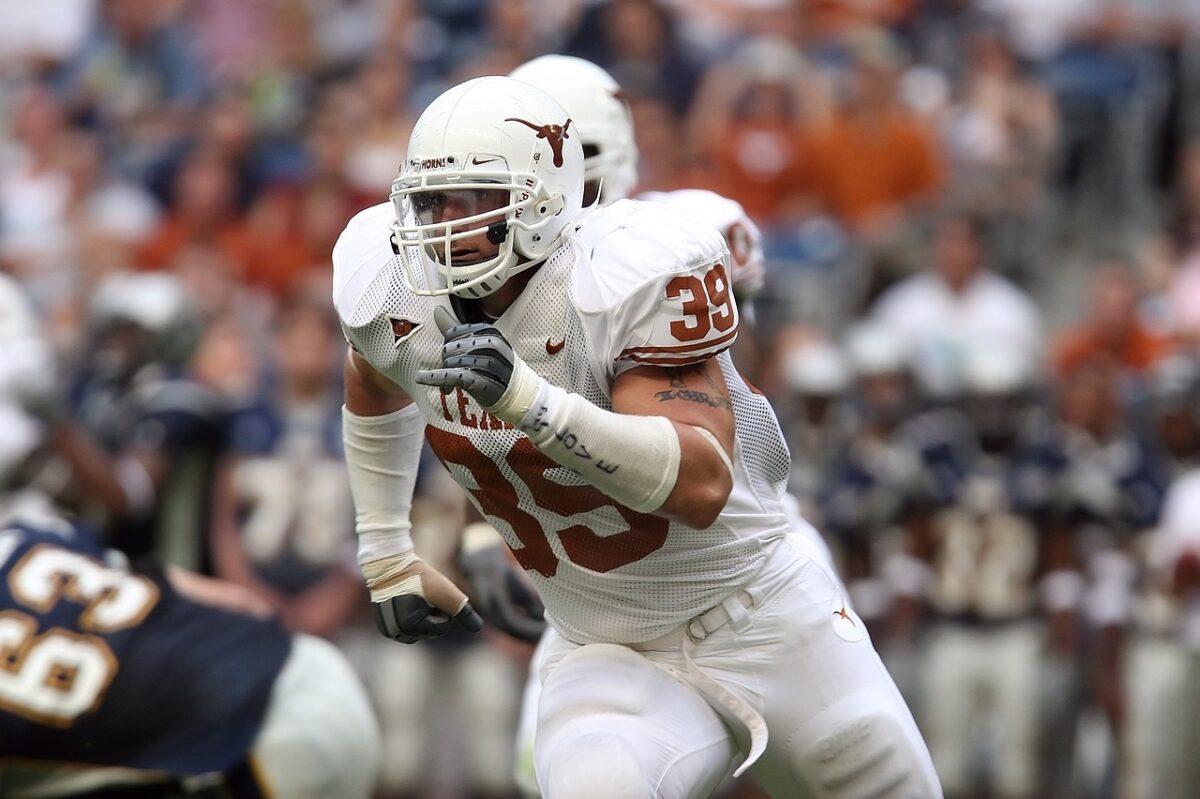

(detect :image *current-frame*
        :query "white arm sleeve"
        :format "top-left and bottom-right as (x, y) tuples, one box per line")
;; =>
(342, 403), (424, 566)
(491, 365), (683, 514)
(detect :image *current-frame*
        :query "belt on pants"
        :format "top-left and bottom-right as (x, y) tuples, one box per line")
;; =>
(631, 590), (768, 777)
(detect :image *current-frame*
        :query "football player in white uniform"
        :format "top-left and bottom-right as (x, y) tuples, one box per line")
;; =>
(334, 76), (940, 798)
(504, 54), (838, 795)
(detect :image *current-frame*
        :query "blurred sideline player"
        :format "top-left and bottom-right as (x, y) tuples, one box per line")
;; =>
(896, 341), (1077, 799)
(501, 54), (841, 795)
(20, 272), (227, 575)
(1119, 357), (1200, 799)
(1129, 469), (1200, 799)
(213, 299), (364, 637)
(0, 402), (381, 798)
(334, 75), (939, 797)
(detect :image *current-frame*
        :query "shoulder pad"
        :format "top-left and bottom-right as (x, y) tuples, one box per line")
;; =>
(332, 203), (398, 326)
(638, 190), (764, 297)
(572, 200), (737, 371)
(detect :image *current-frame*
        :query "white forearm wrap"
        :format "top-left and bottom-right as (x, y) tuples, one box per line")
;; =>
(342, 403), (423, 567)
(490, 361), (681, 514)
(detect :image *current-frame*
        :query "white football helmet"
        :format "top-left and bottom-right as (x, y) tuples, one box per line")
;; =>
(509, 55), (638, 205)
(89, 272), (202, 371)
(390, 76), (584, 299)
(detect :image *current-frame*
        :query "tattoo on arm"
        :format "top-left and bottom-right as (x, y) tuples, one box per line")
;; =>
(658, 365), (732, 410)
(666, 368), (689, 390)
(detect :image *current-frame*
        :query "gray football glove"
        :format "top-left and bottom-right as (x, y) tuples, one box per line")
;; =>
(374, 594), (483, 645)
(415, 306), (516, 408)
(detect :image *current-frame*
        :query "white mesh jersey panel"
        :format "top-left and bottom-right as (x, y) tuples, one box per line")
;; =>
(334, 205), (792, 644)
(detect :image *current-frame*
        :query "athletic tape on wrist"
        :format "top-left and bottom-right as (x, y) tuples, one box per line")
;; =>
(361, 551), (423, 603)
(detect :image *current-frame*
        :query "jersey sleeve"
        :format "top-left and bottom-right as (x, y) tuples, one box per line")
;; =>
(610, 260), (740, 372)
(579, 201), (739, 375)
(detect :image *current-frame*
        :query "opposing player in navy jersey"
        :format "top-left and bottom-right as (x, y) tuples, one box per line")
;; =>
(30, 272), (227, 574)
(0, 405), (380, 799)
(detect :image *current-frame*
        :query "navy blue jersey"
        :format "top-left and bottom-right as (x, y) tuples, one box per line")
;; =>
(1010, 423), (1166, 534)
(818, 409), (968, 542)
(73, 369), (228, 573)
(0, 517), (291, 776)
(226, 394), (356, 594)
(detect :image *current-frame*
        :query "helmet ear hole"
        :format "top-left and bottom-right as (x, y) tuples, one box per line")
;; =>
(486, 221), (509, 245)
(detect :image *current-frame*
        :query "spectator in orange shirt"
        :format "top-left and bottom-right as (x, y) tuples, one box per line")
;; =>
(136, 148), (253, 280)
(1054, 262), (1169, 377)
(690, 39), (821, 224)
(805, 28), (943, 241)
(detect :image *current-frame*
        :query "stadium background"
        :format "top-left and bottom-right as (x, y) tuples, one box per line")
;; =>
(2, 0), (1200, 797)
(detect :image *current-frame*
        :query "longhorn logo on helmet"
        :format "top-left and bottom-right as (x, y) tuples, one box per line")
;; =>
(505, 117), (573, 167)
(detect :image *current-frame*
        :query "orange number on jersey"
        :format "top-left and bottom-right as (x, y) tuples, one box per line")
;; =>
(426, 426), (558, 577)
(667, 264), (735, 342)
(425, 428), (669, 576)
(507, 439), (669, 572)
(704, 263), (735, 332)
(665, 275), (710, 342)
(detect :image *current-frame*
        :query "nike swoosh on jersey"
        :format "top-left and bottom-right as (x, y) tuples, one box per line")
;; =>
(545, 338), (566, 355)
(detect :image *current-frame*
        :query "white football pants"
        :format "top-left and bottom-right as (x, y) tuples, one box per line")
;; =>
(1120, 635), (1200, 799)
(529, 539), (942, 798)
(515, 523), (848, 797)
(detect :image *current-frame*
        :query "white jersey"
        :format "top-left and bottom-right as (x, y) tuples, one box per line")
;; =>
(637, 189), (765, 298)
(334, 199), (792, 644)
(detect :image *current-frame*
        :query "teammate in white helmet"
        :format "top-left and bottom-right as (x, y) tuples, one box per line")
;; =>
(335, 75), (938, 798)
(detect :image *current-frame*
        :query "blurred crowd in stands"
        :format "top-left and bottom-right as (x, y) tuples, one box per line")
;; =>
(3, 1), (1200, 797)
